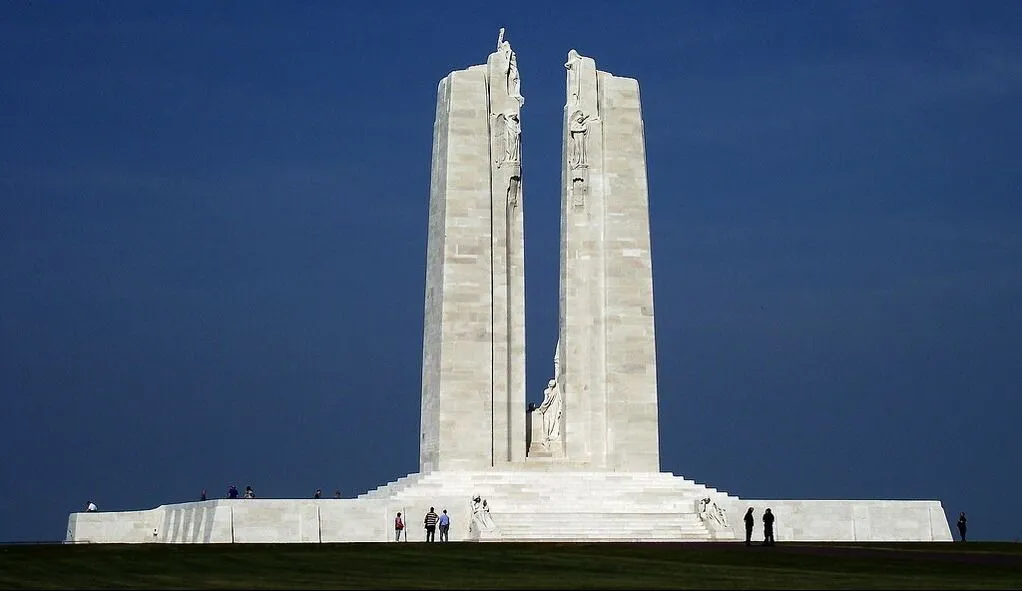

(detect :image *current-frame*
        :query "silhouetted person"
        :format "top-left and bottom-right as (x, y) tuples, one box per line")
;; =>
(200, 489), (207, 501)
(314, 489), (322, 499)
(957, 512), (967, 542)
(334, 490), (341, 499)
(762, 508), (775, 546)
(227, 485), (239, 499)
(743, 507), (755, 546)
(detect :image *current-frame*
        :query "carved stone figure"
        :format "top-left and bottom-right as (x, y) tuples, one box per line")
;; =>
(507, 175), (521, 210)
(696, 497), (729, 531)
(528, 341), (563, 454)
(538, 378), (562, 442)
(470, 495), (497, 532)
(569, 110), (597, 169)
(507, 51), (523, 106)
(564, 49), (583, 108)
(503, 112), (521, 166)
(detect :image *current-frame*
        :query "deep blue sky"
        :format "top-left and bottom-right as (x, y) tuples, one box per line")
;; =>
(2, 1), (1020, 543)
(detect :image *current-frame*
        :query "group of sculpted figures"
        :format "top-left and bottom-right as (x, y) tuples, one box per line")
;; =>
(495, 29), (523, 213)
(469, 495), (497, 535)
(496, 29), (523, 169)
(494, 33), (596, 208)
(696, 497), (729, 534)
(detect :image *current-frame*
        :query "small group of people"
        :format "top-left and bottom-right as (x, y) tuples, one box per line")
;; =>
(393, 507), (451, 542)
(225, 485), (256, 499)
(743, 507), (776, 546)
(312, 488), (342, 499)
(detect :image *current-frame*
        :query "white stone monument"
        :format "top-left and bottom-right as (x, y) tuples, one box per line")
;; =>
(419, 29), (526, 472)
(65, 33), (954, 544)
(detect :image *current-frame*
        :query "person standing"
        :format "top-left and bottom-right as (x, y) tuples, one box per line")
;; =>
(743, 507), (755, 546)
(199, 489), (207, 501)
(762, 508), (775, 546)
(394, 512), (405, 542)
(438, 509), (451, 542)
(957, 512), (968, 542)
(424, 507), (439, 542)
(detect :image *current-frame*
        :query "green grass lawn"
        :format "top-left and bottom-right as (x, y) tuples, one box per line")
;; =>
(1, 541), (1019, 589)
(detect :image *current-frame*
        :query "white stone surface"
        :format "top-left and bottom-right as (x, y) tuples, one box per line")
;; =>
(66, 472), (952, 543)
(420, 35), (526, 472)
(556, 51), (659, 471)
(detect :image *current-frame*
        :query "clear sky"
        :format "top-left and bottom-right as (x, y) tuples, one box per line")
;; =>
(2, 1), (1020, 543)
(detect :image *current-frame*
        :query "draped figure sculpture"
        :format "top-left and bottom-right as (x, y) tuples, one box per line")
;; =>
(569, 110), (597, 169)
(529, 341), (562, 453)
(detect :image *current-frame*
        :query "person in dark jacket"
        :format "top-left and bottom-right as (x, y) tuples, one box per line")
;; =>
(743, 507), (755, 546)
(762, 508), (775, 546)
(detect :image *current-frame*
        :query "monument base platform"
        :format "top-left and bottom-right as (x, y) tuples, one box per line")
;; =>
(65, 470), (953, 543)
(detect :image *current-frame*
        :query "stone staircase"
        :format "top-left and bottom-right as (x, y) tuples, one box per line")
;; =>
(357, 470), (737, 542)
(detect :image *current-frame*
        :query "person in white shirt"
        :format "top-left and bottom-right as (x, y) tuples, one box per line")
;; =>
(86, 501), (98, 512)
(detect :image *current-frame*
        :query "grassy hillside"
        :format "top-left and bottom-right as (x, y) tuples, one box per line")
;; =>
(1, 541), (1019, 589)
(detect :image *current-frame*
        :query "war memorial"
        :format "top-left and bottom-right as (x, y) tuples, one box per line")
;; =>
(65, 33), (953, 544)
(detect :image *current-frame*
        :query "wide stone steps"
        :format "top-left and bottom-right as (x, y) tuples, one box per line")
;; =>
(354, 471), (739, 543)
(478, 532), (715, 541)
(479, 512), (715, 542)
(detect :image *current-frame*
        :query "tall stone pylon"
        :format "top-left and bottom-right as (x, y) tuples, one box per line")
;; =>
(419, 30), (526, 472)
(540, 49), (660, 471)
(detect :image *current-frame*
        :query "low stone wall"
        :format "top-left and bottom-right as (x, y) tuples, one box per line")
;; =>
(65, 473), (953, 544)
(67, 497), (473, 544)
(720, 499), (953, 542)
(67, 508), (161, 543)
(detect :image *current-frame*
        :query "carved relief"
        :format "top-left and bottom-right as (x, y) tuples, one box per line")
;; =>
(470, 495), (498, 533)
(507, 52), (524, 106)
(696, 497), (729, 532)
(571, 174), (587, 209)
(498, 29), (524, 107)
(564, 49), (583, 109)
(507, 175), (521, 210)
(499, 112), (521, 167)
(568, 110), (597, 169)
